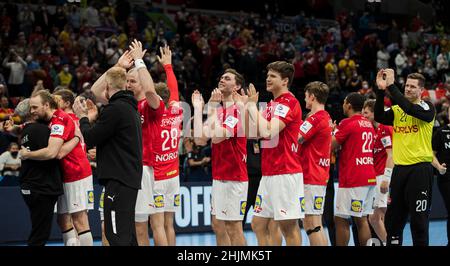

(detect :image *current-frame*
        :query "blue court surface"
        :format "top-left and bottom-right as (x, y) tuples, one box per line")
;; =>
(9, 220), (447, 246)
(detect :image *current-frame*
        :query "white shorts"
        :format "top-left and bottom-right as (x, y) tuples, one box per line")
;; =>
(150, 176), (181, 213)
(303, 184), (327, 215)
(335, 186), (375, 219)
(211, 180), (248, 221)
(253, 173), (305, 221)
(373, 175), (389, 208)
(57, 175), (94, 214)
(135, 166), (155, 222)
(99, 187), (105, 221)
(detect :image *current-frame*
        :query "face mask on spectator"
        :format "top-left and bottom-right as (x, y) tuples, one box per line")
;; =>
(82, 61), (88, 66)
(11, 151), (18, 157)
(63, 67), (69, 72)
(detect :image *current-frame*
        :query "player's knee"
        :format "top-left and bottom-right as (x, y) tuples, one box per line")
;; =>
(279, 220), (298, 235)
(251, 219), (265, 234)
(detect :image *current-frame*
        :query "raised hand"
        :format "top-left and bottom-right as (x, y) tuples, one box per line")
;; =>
(384, 68), (395, 87)
(3, 117), (15, 133)
(129, 39), (147, 60)
(157, 45), (172, 66)
(86, 99), (98, 122)
(191, 90), (205, 109)
(73, 96), (88, 119)
(116, 50), (134, 69)
(247, 83), (259, 103)
(232, 88), (248, 105)
(376, 69), (387, 91)
(208, 88), (222, 104)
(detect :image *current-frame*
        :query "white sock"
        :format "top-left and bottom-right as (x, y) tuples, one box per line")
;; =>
(62, 228), (79, 246)
(78, 230), (94, 246)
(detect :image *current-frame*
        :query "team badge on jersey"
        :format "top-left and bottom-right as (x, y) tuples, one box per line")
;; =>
(240, 201), (247, 216)
(254, 195), (262, 213)
(274, 104), (290, 118)
(87, 190), (94, 204)
(51, 124), (64, 136)
(299, 197), (305, 212)
(154, 195), (165, 208)
(381, 136), (392, 147)
(224, 116), (239, 129)
(174, 194), (180, 207)
(314, 196), (324, 210)
(351, 199), (363, 213)
(300, 121), (313, 134)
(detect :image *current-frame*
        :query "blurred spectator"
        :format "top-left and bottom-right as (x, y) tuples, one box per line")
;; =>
(184, 138), (211, 182)
(0, 96), (20, 123)
(0, 142), (21, 178)
(76, 59), (95, 93)
(377, 44), (390, 70)
(18, 4), (34, 37)
(82, 2), (101, 28)
(395, 49), (408, 75)
(56, 64), (73, 89)
(338, 49), (356, 79)
(2, 49), (27, 97)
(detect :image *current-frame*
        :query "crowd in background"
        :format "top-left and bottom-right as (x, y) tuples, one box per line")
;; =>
(1, 0), (450, 183)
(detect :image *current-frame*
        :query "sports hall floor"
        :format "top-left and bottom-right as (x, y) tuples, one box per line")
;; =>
(8, 220), (447, 246)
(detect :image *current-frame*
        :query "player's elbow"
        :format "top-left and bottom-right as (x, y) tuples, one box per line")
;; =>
(47, 149), (59, 159)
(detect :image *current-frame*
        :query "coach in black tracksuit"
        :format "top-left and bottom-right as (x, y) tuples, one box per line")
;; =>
(14, 99), (64, 246)
(74, 68), (142, 246)
(432, 122), (450, 246)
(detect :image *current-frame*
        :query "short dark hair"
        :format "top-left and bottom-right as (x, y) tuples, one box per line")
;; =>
(53, 88), (75, 106)
(407, 72), (425, 88)
(224, 68), (244, 88)
(345, 92), (366, 112)
(363, 99), (376, 112)
(267, 61), (295, 87)
(31, 90), (58, 109)
(305, 81), (329, 104)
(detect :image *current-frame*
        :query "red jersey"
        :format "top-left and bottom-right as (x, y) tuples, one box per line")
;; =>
(212, 104), (248, 182)
(261, 92), (302, 176)
(152, 104), (183, 180)
(49, 109), (92, 183)
(139, 99), (165, 167)
(298, 110), (332, 186)
(373, 124), (393, 176)
(68, 112), (87, 152)
(334, 114), (376, 188)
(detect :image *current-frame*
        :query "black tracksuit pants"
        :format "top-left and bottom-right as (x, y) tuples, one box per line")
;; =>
(385, 162), (433, 246)
(103, 179), (138, 246)
(22, 192), (59, 246)
(437, 175), (450, 246)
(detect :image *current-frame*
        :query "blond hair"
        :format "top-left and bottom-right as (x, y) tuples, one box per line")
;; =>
(105, 67), (127, 91)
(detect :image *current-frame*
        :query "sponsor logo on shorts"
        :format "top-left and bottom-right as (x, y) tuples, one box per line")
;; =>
(174, 194), (180, 207)
(314, 196), (323, 210)
(254, 195), (262, 213)
(299, 197), (305, 212)
(154, 195), (165, 208)
(240, 201), (247, 216)
(351, 199), (363, 213)
(87, 190), (94, 204)
(100, 192), (104, 209)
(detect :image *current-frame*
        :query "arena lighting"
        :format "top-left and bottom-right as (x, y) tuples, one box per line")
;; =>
(367, 0), (382, 2)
